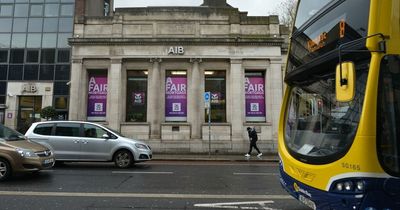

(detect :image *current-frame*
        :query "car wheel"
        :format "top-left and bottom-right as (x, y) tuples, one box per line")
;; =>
(114, 150), (133, 169)
(0, 158), (11, 181)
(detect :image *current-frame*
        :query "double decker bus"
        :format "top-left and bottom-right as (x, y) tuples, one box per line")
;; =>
(278, 0), (400, 209)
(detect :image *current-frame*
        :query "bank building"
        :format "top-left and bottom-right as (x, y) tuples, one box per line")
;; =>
(9, 0), (289, 153)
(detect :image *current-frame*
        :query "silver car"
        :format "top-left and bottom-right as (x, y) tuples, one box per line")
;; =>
(25, 121), (152, 168)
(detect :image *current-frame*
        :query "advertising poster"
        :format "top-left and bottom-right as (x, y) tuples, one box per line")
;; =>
(165, 76), (187, 121)
(132, 92), (145, 105)
(245, 76), (266, 121)
(87, 74), (107, 121)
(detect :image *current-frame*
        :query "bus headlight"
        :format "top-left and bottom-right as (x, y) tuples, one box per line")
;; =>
(336, 183), (344, 191)
(356, 181), (365, 191)
(344, 181), (353, 191)
(331, 179), (367, 193)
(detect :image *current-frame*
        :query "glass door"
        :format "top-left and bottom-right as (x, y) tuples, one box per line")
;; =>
(17, 96), (42, 133)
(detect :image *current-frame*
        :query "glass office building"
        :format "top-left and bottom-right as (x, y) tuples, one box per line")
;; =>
(0, 0), (74, 132)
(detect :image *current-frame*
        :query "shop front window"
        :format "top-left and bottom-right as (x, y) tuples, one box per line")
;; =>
(126, 70), (147, 122)
(245, 71), (266, 122)
(205, 71), (226, 122)
(165, 70), (187, 122)
(87, 70), (107, 121)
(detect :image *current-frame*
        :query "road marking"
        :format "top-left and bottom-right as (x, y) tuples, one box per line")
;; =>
(0, 191), (293, 200)
(112, 171), (174, 174)
(194, 201), (279, 210)
(233, 173), (278, 176)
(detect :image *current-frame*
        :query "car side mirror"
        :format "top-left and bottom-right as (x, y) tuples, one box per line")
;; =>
(336, 61), (355, 102)
(102, 134), (110, 139)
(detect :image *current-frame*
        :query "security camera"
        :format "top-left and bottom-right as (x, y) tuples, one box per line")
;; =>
(66, 81), (71, 86)
(7, 93), (13, 97)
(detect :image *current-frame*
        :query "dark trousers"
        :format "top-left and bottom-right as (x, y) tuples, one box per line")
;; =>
(248, 140), (261, 154)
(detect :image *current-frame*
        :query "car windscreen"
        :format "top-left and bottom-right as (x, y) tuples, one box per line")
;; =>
(0, 124), (26, 141)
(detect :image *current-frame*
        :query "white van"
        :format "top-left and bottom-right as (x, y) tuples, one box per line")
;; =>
(25, 121), (152, 168)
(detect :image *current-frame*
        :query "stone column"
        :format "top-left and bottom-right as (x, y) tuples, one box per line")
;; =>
(148, 58), (162, 139)
(69, 59), (84, 120)
(107, 58), (122, 131)
(188, 58), (202, 139)
(230, 59), (245, 140)
(270, 58), (283, 140)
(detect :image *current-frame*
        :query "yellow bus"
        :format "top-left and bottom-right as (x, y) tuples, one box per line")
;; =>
(278, 0), (400, 209)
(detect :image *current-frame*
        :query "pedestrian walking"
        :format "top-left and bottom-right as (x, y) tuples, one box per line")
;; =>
(245, 127), (262, 157)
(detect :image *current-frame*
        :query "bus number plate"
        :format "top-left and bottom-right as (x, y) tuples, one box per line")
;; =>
(299, 195), (316, 210)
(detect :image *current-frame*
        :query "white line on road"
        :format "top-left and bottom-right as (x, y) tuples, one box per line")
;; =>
(194, 201), (279, 210)
(233, 173), (279, 176)
(0, 191), (293, 200)
(112, 171), (174, 174)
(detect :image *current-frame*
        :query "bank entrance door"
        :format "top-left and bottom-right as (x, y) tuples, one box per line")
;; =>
(17, 96), (42, 133)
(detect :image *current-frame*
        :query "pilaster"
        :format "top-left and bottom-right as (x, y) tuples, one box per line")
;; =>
(188, 58), (202, 139)
(148, 58), (162, 139)
(107, 58), (122, 130)
(230, 59), (245, 140)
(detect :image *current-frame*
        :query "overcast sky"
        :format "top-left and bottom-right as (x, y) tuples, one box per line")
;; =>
(114, 0), (283, 16)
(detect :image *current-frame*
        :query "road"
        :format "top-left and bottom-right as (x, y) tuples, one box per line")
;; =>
(0, 160), (309, 210)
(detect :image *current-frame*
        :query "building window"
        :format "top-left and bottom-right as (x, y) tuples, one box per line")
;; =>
(28, 18), (43, 32)
(14, 4), (29, 17)
(30, 4), (43, 17)
(55, 64), (70, 80)
(39, 64), (54, 80)
(0, 34), (11, 48)
(245, 71), (266, 122)
(57, 49), (70, 63)
(10, 49), (24, 63)
(0, 50), (8, 63)
(24, 65), (39, 80)
(54, 96), (68, 109)
(0, 18), (12, 32)
(8, 65), (23, 80)
(126, 70), (147, 122)
(26, 50), (39, 63)
(87, 70), (107, 121)
(0, 5), (13, 17)
(205, 70), (226, 122)
(40, 49), (55, 63)
(12, 18), (28, 32)
(0, 65), (7, 80)
(44, 4), (59, 17)
(165, 70), (187, 122)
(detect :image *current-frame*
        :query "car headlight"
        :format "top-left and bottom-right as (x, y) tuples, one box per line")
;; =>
(135, 143), (148, 150)
(16, 148), (38, 158)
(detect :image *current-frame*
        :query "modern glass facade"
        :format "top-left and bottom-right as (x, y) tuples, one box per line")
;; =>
(0, 0), (74, 130)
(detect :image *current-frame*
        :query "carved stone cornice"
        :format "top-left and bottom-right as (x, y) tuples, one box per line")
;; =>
(72, 59), (83, 64)
(149, 58), (162, 63)
(189, 58), (202, 63)
(111, 58), (122, 64)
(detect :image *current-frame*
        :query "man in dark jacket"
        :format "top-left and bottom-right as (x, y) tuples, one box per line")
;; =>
(245, 127), (262, 157)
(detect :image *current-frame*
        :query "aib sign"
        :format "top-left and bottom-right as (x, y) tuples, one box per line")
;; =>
(22, 83), (38, 93)
(167, 46), (185, 55)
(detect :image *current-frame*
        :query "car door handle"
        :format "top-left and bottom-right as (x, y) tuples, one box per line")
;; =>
(74, 140), (80, 143)
(82, 141), (88, 144)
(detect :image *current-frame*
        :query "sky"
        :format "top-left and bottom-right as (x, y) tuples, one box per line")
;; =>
(114, 0), (284, 16)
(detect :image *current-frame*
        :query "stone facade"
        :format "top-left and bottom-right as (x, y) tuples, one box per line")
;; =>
(69, 1), (288, 154)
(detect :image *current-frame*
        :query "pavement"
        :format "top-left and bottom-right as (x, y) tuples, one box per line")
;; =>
(152, 153), (279, 162)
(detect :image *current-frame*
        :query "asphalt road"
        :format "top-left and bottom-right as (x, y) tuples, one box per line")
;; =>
(0, 161), (309, 210)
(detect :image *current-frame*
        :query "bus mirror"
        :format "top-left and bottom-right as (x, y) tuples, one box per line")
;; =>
(336, 62), (355, 102)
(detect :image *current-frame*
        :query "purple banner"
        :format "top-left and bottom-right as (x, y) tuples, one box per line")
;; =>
(245, 77), (266, 121)
(165, 76), (187, 121)
(132, 92), (145, 105)
(87, 75), (107, 121)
